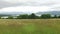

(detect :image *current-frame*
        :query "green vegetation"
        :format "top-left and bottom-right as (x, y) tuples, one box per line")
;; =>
(53, 15), (58, 18)
(1, 13), (60, 19)
(6, 13), (60, 19)
(0, 19), (60, 34)
(8, 16), (13, 19)
(17, 14), (29, 19)
(41, 14), (51, 19)
(28, 13), (37, 19)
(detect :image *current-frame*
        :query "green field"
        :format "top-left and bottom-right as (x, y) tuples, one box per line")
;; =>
(0, 19), (60, 34)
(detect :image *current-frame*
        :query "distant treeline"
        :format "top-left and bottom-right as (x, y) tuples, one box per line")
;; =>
(0, 13), (60, 19)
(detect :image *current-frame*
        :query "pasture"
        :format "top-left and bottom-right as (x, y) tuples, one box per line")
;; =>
(0, 19), (60, 34)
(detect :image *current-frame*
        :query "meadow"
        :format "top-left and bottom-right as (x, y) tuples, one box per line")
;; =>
(0, 19), (60, 34)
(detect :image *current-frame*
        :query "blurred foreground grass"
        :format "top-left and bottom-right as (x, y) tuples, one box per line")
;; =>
(0, 19), (60, 34)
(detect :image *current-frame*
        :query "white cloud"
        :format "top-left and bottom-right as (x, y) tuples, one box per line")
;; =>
(0, 6), (51, 13)
(0, 0), (60, 12)
(1, 0), (60, 6)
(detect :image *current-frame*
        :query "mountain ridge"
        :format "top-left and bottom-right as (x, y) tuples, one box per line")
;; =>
(36, 11), (60, 15)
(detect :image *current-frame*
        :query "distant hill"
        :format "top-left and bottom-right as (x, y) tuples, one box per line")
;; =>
(0, 12), (31, 16)
(36, 11), (60, 15)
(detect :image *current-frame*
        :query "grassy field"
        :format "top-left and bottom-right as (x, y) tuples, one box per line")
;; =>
(0, 19), (60, 34)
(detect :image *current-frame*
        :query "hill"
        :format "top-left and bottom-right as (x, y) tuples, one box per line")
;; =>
(36, 11), (60, 15)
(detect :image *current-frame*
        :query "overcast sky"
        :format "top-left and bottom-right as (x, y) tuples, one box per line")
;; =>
(0, 0), (60, 13)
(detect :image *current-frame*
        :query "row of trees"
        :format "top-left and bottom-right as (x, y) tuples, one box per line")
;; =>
(1, 13), (60, 19)
(17, 13), (40, 19)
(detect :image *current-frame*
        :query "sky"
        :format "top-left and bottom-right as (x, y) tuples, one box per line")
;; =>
(0, 0), (60, 13)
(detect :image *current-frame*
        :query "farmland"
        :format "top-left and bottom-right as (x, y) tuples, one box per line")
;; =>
(0, 19), (60, 34)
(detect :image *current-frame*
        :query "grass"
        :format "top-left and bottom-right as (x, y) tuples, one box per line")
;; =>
(0, 19), (60, 34)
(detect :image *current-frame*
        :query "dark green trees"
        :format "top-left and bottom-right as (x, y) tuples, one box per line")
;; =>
(28, 13), (37, 19)
(58, 16), (60, 18)
(17, 13), (39, 19)
(53, 15), (57, 18)
(16, 13), (52, 19)
(0, 16), (1, 19)
(1, 13), (60, 19)
(41, 14), (51, 19)
(17, 14), (29, 19)
(8, 16), (13, 19)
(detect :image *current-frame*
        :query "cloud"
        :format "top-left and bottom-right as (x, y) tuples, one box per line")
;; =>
(0, 6), (51, 13)
(0, 1), (13, 8)
(0, 0), (60, 8)
(0, 0), (60, 12)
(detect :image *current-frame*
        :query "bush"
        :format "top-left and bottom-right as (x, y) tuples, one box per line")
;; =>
(17, 14), (29, 19)
(8, 16), (13, 19)
(41, 14), (51, 19)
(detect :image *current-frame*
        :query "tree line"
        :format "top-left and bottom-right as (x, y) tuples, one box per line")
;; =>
(0, 13), (60, 19)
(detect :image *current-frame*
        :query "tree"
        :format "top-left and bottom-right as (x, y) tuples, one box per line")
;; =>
(53, 15), (57, 18)
(41, 14), (51, 19)
(58, 15), (60, 18)
(8, 16), (13, 19)
(0, 16), (1, 19)
(17, 14), (29, 19)
(28, 13), (37, 19)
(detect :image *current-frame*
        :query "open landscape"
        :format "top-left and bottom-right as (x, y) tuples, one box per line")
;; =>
(0, 19), (59, 34)
(0, 0), (60, 34)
